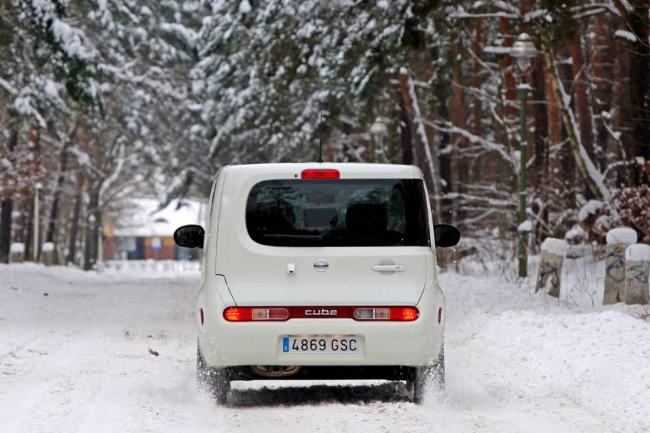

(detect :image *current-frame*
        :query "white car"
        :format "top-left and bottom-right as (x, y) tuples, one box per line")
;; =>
(174, 163), (459, 404)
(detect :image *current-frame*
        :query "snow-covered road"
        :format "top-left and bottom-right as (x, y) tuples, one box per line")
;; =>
(1, 263), (648, 433)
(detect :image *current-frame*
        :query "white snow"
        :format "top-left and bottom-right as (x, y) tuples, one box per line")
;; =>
(51, 20), (97, 61)
(483, 46), (511, 54)
(44, 80), (59, 98)
(239, 0), (252, 13)
(517, 220), (532, 233)
(41, 242), (54, 252)
(626, 244), (650, 261)
(10, 243), (25, 254)
(159, 23), (198, 47)
(565, 225), (585, 242)
(0, 76), (15, 94)
(107, 198), (207, 237)
(614, 29), (637, 43)
(1, 262), (649, 433)
(606, 227), (638, 245)
(541, 237), (569, 256)
(578, 199), (603, 222)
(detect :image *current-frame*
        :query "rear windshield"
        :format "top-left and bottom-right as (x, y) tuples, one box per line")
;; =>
(246, 179), (430, 247)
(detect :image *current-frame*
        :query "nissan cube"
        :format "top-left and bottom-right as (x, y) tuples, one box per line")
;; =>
(174, 163), (459, 404)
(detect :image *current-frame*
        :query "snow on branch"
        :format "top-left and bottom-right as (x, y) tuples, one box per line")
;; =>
(449, 11), (518, 20)
(0, 77), (16, 95)
(614, 29), (637, 43)
(405, 72), (437, 187)
(13, 94), (47, 128)
(426, 120), (515, 168)
(51, 20), (97, 61)
(569, 3), (614, 19)
(613, 0), (633, 13)
(160, 23), (199, 49)
(547, 50), (611, 201)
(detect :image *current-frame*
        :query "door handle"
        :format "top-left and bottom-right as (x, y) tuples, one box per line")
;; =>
(371, 264), (405, 272)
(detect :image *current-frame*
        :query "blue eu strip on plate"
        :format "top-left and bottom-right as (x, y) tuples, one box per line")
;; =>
(282, 336), (289, 353)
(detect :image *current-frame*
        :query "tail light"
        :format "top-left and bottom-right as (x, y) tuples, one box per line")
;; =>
(301, 169), (340, 180)
(223, 307), (289, 322)
(353, 307), (419, 322)
(222, 306), (419, 322)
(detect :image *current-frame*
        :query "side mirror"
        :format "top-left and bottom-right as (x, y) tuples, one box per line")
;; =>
(434, 224), (460, 248)
(173, 225), (205, 249)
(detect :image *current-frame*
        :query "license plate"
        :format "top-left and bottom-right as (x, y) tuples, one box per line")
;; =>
(281, 335), (361, 353)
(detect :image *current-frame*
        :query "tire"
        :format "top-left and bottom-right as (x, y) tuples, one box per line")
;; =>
(197, 343), (231, 405)
(411, 366), (429, 404)
(431, 345), (445, 390)
(409, 345), (445, 404)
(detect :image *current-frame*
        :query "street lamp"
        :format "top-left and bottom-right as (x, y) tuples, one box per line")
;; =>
(510, 33), (538, 278)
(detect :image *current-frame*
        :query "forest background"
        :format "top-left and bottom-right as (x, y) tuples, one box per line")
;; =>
(1, 0), (648, 269)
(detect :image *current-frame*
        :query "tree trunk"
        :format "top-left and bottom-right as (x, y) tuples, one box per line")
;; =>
(613, 15), (634, 185)
(22, 128), (40, 261)
(398, 73), (424, 169)
(0, 120), (18, 264)
(450, 31), (469, 222)
(45, 138), (70, 248)
(589, 13), (615, 170)
(83, 185), (101, 271)
(66, 173), (85, 265)
(22, 199), (34, 261)
(0, 199), (12, 264)
(627, 1), (650, 167)
(531, 55), (549, 244)
(500, 17), (518, 154)
(398, 85), (415, 166)
(545, 47), (609, 201)
(569, 31), (595, 178)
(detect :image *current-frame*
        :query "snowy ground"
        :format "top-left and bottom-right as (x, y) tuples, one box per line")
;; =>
(1, 260), (649, 433)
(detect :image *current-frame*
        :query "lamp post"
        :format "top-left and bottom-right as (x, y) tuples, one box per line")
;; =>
(510, 33), (538, 278)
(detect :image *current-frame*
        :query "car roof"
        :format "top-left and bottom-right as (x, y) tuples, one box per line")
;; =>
(221, 163), (423, 179)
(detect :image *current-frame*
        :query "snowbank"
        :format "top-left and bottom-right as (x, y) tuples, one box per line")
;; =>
(626, 243), (650, 261)
(517, 220), (532, 232)
(42, 242), (54, 252)
(564, 225), (585, 243)
(606, 227), (638, 245)
(457, 309), (650, 433)
(10, 242), (25, 253)
(541, 237), (569, 256)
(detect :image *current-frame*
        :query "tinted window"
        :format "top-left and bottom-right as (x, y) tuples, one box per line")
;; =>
(246, 179), (430, 247)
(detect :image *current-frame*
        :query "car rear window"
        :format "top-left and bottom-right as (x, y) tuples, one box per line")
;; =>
(246, 179), (430, 247)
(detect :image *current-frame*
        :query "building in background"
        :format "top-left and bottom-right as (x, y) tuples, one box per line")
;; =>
(102, 198), (206, 261)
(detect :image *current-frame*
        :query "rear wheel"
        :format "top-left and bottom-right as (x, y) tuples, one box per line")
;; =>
(409, 345), (445, 404)
(197, 343), (231, 405)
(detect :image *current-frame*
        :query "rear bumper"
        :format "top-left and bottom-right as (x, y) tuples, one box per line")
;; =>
(196, 283), (444, 369)
(228, 365), (415, 381)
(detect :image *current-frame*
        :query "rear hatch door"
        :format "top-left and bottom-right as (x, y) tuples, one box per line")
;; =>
(216, 172), (431, 306)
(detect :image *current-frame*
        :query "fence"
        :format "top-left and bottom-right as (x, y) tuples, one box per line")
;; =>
(100, 260), (201, 273)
